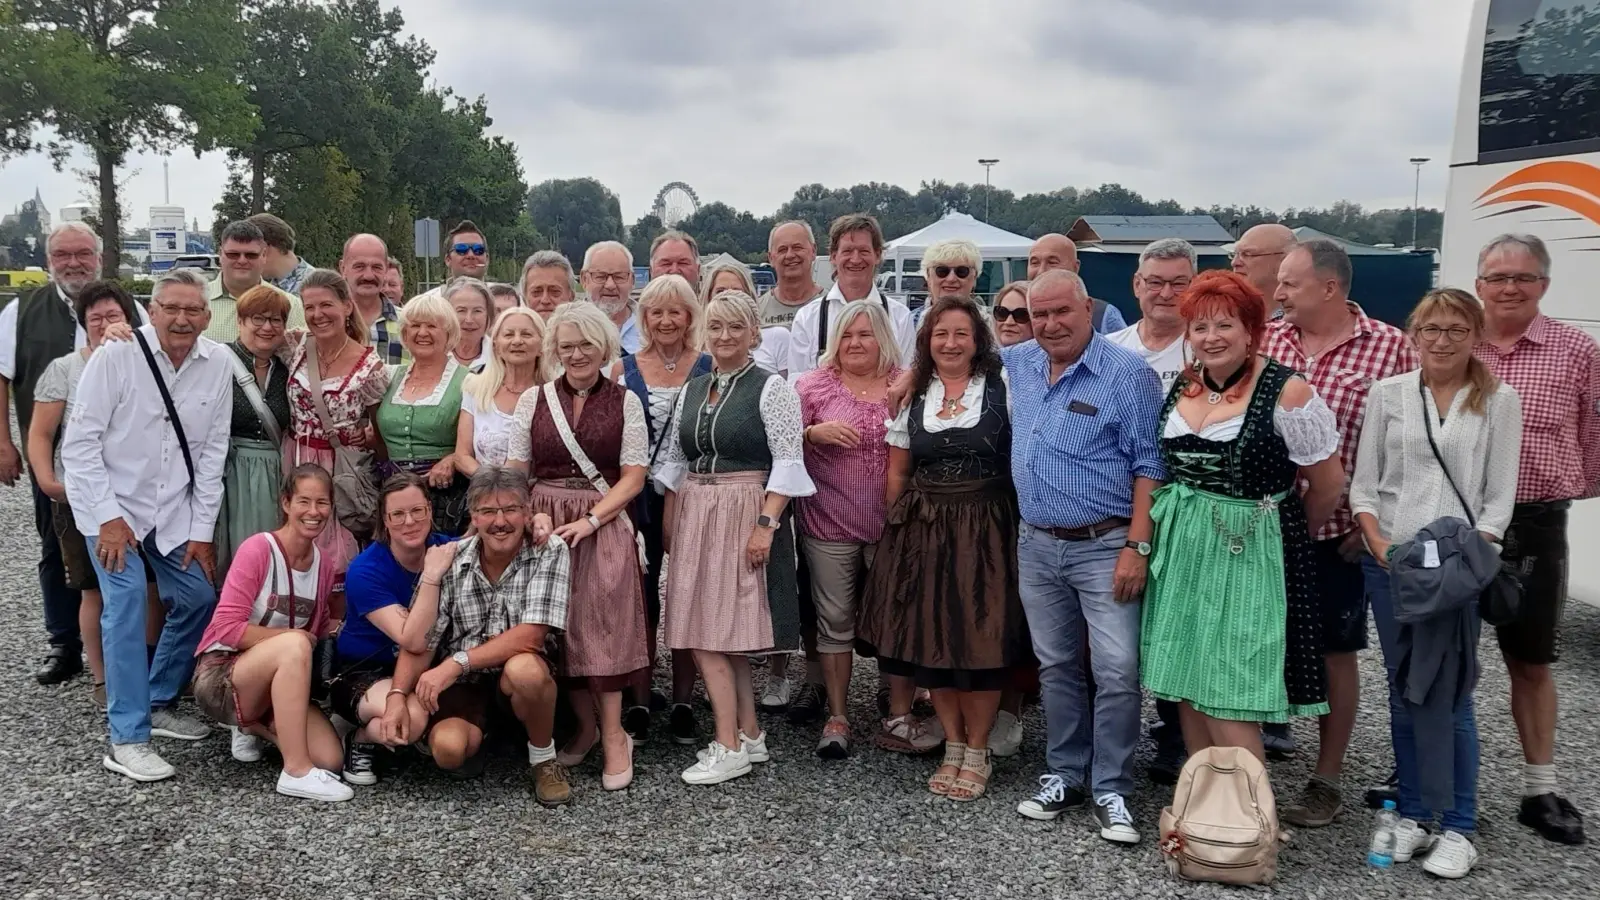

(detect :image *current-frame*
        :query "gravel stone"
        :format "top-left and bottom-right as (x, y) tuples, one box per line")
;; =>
(0, 481), (1595, 898)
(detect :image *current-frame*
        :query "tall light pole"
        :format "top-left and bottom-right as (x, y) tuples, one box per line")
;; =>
(978, 158), (999, 221)
(1409, 157), (1430, 248)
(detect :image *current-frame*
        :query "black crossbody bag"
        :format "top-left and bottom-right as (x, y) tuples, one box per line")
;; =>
(1417, 377), (1526, 627)
(134, 330), (196, 492)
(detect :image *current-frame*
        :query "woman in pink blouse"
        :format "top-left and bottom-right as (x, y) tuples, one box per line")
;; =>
(193, 465), (350, 802)
(794, 300), (911, 760)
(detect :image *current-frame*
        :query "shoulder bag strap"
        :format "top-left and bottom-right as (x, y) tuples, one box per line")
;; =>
(1417, 376), (1476, 529)
(816, 296), (830, 357)
(256, 535), (285, 627)
(301, 340), (347, 453)
(133, 329), (195, 494)
(542, 383), (646, 569)
(226, 351), (283, 446)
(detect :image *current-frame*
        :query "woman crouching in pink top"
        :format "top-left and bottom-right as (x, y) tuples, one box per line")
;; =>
(193, 464), (350, 802)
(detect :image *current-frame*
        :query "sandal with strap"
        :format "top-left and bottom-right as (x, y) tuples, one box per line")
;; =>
(928, 742), (967, 795)
(949, 746), (992, 802)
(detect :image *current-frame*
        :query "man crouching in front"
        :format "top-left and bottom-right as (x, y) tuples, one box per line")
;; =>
(380, 465), (574, 806)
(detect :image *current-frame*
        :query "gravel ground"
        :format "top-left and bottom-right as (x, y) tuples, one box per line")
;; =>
(0, 484), (1595, 899)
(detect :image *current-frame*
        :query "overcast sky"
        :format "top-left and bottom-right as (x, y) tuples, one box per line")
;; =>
(1, 0), (1472, 235)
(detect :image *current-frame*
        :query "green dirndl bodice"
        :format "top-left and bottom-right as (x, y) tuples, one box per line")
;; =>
(1140, 360), (1329, 723)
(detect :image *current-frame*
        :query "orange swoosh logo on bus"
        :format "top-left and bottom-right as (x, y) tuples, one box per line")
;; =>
(1475, 161), (1600, 226)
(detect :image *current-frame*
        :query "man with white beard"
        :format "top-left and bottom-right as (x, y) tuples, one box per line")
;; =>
(580, 241), (639, 351)
(0, 222), (148, 685)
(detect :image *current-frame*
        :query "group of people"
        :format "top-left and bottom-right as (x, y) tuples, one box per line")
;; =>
(0, 208), (1594, 880)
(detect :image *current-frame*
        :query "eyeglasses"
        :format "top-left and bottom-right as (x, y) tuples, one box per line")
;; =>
(1477, 273), (1546, 286)
(933, 265), (972, 279)
(223, 250), (262, 262)
(49, 248), (98, 262)
(588, 271), (631, 285)
(1231, 249), (1285, 261)
(557, 342), (598, 357)
(452, 243), (487, 256)
(1416, 324), (1473, 343)
(384, 506), (430, 524)
(158, 303), (208, 317)
(472, 504), (523, 519)
(1140, 277), (1192, 292)
(247, 314), (286, 328)
(992, 307), (1031, 324)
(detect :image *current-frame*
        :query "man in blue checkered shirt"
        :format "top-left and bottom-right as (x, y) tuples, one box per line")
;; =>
(1007, 269), (1167, 847)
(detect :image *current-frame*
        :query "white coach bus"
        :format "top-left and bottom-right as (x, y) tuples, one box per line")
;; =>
(1440, 0), (1599, 604)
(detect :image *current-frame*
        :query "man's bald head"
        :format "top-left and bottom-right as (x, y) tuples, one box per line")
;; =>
(340, 233), (390, 305)
(1231, 223), (1296, 304)
(1027, 233), (1080, 279)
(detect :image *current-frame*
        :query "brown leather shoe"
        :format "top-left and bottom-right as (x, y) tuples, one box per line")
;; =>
(531, 759), (571, 807)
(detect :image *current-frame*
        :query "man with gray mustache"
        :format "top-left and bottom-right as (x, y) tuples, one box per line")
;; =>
(61, 268), (234, 783)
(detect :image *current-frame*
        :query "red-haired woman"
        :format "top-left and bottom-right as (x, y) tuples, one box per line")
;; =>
(1139, 270), (1346, 762)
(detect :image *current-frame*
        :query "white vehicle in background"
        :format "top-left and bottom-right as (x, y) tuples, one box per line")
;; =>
(1441, 0), (1600, 605)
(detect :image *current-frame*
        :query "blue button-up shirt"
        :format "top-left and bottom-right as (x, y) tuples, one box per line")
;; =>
(1005, 335), (1166, 529)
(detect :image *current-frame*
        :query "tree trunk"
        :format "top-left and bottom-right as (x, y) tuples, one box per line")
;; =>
(95, 125), (122, 278)
(250, 148), (266, 215)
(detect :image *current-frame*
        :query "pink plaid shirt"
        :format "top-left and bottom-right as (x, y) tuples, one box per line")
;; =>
(794, 366), (899, 543)
(1261, 303), (1419, 540)
(1474, 315), (1600, 503)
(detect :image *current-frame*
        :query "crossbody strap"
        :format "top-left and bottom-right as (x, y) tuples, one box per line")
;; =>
(1417, 376), (1476, 529)
(133, 330), (195, 494)
(226, 351), (283, 446)
(541, 383), (644, 568)
(302, 340), (347, 453)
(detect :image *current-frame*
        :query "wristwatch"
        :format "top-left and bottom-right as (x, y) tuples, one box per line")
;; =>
(1124, 540), (1152, 557)
(450, 650), (471, 674)
(586, 513), (603, 531)
(756, 514), (779, 529)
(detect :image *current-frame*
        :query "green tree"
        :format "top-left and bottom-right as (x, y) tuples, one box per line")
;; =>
(2, 0), (256, 272)
(625, 212), (664, 263)
(527, 178), (624, 265)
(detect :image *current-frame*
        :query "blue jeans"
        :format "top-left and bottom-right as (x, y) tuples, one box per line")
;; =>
(87, 533), (217, 745)
(1018, 524), (1141, 798)
(1364, 557), (1479, 834)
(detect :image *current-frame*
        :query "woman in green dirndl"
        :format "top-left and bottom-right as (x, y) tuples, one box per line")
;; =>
(1140, 271), (1346, 761)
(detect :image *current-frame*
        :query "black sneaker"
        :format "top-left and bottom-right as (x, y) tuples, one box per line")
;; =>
(447, 751), (485, 780)
(668, 703), (699, 745)
(788, 682), (825, 724)
(623, 705), (651, 745)
(1016, 774), (1087, 821)
(343, 735), (378, 786)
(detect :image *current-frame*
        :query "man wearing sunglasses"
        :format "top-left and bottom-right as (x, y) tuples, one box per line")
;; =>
(202, 219), (303, 343)
(1026, 234), (1126, 334)
(414, 221), (492, 305)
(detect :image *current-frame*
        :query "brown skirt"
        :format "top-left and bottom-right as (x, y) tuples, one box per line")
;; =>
(858, 476), (1027, 686)
(665, 471), (798, 654)
(529, 481), (649, 691)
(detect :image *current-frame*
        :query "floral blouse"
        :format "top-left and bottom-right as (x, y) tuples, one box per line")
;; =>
(286, 340), (390, 448)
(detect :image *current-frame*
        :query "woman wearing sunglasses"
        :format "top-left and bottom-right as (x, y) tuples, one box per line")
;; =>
(992, 281), (1034, 347)
(910, 239), (982, 331)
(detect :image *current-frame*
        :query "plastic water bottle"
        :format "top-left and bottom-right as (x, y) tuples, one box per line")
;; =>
(1368, 800), (1399, 869)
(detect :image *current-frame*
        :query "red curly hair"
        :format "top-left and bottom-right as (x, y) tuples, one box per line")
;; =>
(1177, 269), (1268, 402)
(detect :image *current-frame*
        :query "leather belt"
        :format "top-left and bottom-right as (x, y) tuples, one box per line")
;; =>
(1039, 517), (1130, 542)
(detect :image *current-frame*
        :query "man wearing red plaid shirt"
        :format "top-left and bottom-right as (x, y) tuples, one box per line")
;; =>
(1474, 233), (1598, 846)
(1261, 239), (1418, 829)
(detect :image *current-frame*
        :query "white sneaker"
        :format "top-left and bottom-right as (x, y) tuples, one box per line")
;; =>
(103, 742), (175, 782)
(988, 710), (1024, 758)
(1391, 818), (1438, 863)
(230, 726), (264, 763)
(759, 677), (791, 710)
(697, 730), (771, 764)
(1422, 831), (1478, 879)
(1094, 792), (1141, 844)
(276, 767), (355, 802)
(682, 740), (752, 785)
(150, 708), (210, 741)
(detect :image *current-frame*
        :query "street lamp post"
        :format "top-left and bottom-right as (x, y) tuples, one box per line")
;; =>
(978, 158), (999, 221)
(1409, 157), (1430, 248)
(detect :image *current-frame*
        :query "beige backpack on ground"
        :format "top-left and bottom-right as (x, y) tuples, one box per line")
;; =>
(1158, 746), (1279, 885)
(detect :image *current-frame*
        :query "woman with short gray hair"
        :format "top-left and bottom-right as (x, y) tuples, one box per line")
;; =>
(443, 277), (492, 372)
(913, 239), (982, 328)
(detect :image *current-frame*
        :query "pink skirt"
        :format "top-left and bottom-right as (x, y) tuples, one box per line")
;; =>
(530, 481), (649, 687)
(665, 472), (775, 654)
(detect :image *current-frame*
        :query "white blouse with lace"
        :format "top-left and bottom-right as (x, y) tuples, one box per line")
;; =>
(460, 390), (517, 467)
(1161, 391), (1340, 467)
(388, 358), (461, 407)
(506, 384), (650, 470)
(654, 372), (816, 498)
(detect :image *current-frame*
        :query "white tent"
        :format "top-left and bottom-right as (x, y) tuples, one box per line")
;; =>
(881, 212), (1035, 296)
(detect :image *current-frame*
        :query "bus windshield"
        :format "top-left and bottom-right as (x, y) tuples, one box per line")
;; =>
(1479, 0), (1600, 162)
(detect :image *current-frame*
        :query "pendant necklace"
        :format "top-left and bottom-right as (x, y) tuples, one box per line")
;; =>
(657, 346), (685, 373)
(1201, 364), (1248, 405)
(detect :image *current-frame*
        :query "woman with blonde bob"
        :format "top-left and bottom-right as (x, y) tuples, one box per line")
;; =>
(1349, 288), (1522, 879)
(610, 274), (713, 744)
(912, 239), (982, 328)
(657, 291), (817, 785)
(374, 291), (472, 535)
(508, 301), (651, 790)
(456, 307), (548, 475)
(793, 299), (902, 759)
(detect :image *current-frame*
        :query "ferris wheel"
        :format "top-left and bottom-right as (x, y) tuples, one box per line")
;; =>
(652, 181), (701, 227)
